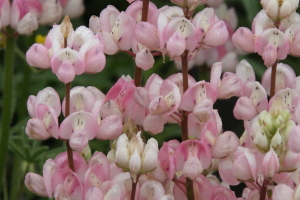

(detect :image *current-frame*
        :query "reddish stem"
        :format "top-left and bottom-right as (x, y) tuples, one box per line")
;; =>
(260, 178), (271, 200)
(181, 51), (189, 141)
(181, 51), (195, 200)
(65, 82), (75, 172)
(270, 61), (277, 98)
(130, 176), (139, 200)
(152, 52), (162, 56)
(134, 0), (149, 87)
(63, 35), (75, 172)
(124, 50), (136, 57)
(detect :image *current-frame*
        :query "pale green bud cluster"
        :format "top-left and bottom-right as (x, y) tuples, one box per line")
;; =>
(254, 109), (295, 154)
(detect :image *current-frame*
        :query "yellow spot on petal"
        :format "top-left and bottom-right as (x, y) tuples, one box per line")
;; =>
(35, 35), (46, 44)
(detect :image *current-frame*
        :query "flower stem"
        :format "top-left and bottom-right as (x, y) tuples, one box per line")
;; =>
(260, 178), (271, 200)
(181, 51), (194, 200)
(181, 51), (189, 141)
(65, 82), (75, 171)
(134, 0), (149, 87)
(130, 176), (139, 200)
(0, 26), (16, 188)
(186, 178), (195, 200)
(270, 61), (277, 98)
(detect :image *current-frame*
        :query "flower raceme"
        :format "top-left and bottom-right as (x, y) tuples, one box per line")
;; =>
(89, 3), (229, 71)
(0, 0), (84, 35)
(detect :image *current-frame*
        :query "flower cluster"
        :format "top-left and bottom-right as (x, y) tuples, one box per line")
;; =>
(89, 0), (228, 71)
(21, 0), (300, 199)
(0, 0), (84, 35)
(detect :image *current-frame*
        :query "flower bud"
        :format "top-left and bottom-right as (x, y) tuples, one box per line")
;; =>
(262, 148), (279, 178)
(60, 15), (73, 38)
(233, 148), (257, 181)
(253, 127), (269, 152)
(24, 173), (47, 197)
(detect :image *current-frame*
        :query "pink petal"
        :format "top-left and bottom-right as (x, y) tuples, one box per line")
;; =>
(203, 20), (229, 47)
(111, 12), (136, 51)
(83, 163), (108, 193)
(89, 15), (100, 33)
(85, 187), (104, 200)
(183, 157), (203, 180)
(236, 60), (255, 84)
(233, 96), (258, 120)
(218, 73), (242, 99)
(218, 156), (240, 185)
(262, 43), (277, 66)
(52, 169), (83, 200)
(159, 142), (176, 180)
(261, 63), (296, 95)
(210, 62), (222, 89)
(59, 110), (98, 140)
(262, 148), (279, 178)
(272, 184), (294, 200)
(175, 140), (212, 171)
(125, 1), (158, 23)
(99, 5), (120, 32)
(288, 126), (300, 153)
(25, 118), (51, 140)
(135, 48), (155, 70)
(50, 47), (85, 75)
(24, 172), (47, 197)
(166, 31), (186, 58)
(135, 22), (160, 49)
(232, 27), (255, 52)
(26, 44), (50, 69)
(162, 17), (198, 51)
(62, 86), (97, 116)
(96, 115), (123, 140)
(43, 159), (58, 198)
(212, 131), (239, 158)
(143, 114), (168, 135)
(34, 87), (61, 117)
(85, 45), (106, 74)
(69, 129), (89, 153)
(101, 31), (119, 55)
(54, 151), (88, 182)
(180, 81), (217, 111)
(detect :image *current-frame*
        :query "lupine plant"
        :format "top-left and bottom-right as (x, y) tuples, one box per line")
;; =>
(2, 0), (300, 199)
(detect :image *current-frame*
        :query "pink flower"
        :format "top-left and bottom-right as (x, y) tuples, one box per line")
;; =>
(174, 140), (212, 180)
(25, 87), (61, 140)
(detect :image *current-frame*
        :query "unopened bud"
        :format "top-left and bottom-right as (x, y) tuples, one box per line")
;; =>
(60, 15), (73, 38)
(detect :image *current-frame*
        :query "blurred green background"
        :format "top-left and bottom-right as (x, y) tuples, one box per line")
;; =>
(1, 0), (300, 199)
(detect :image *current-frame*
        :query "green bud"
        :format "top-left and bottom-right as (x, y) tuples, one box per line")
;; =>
(253, 127), (269, 152)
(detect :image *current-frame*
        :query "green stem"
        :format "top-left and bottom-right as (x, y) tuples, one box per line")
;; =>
(0, 26), (16, 189)
(15, 162), (30, 200)
(3, 169), (8, 200)
(17, 61), (31, 120)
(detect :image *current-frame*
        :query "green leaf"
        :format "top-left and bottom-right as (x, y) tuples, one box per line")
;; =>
(241, 0), (261, 24)
(8, 140), (26, 160)
(45, 147), (66, 159)
(9, 117), (29, 135)
(30, 146), (49, 162)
